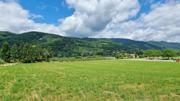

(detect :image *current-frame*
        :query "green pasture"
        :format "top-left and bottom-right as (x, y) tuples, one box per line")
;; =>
(0, 60), (180, 101)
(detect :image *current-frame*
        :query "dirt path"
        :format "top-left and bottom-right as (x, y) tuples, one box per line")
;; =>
(124, 59), (175, 62)
(0, 63), (17, 67)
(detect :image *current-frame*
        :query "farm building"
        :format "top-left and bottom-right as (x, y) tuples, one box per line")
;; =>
(176, 59), (180, 62)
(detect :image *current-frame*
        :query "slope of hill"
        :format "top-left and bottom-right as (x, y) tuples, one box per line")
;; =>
(111, 38), (161, 50)
(0, 31), (180, 57)
(148, 41), (180, 49)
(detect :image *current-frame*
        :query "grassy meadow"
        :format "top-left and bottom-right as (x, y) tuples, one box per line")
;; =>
(0, 60), (180, 101)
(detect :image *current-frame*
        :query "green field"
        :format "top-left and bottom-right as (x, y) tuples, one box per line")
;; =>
(0, 60), (180, 101)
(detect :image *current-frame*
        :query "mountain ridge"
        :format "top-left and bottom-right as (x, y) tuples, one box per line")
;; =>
(0, 31), (180, 57)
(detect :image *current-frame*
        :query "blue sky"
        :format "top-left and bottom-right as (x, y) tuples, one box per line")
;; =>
(17, 0), (167, 24)
(0, 0), (180, 42)
(19, 0), (74, 25)
(133, 0), (165, 19)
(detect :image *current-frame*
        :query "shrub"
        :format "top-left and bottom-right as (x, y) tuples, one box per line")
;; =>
(0, 58), (5, 64)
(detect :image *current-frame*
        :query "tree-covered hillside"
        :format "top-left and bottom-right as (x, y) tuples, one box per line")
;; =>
(0, 31), (180, 57)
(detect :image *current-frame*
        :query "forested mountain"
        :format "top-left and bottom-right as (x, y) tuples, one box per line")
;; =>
(147, 41), (180, 49)
(0, 31), (180, 57)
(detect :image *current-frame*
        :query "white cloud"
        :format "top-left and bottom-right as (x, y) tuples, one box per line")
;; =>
(94, 1), (180, 42)
(60, 0), (180, 42)
(0, 1), (65, 35)
(60, 0), (140, 37)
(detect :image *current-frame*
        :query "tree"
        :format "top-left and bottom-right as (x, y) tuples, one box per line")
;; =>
(113, 51), (124, 59)
(177, 50), (180, 56)
(135, 50), (144, 58)
(42, 48), (51, 62)
(0, 42), (52, 63)
(0, 42), (11, 62)
(162, 49), (176, 59)
(19, 44), (35, 63)
(144, 49), (162, 58)
(10, 44), (19, 62)
(18, 44), (51, 63)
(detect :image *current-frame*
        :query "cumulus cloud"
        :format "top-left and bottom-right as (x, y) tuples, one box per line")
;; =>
(94, 1), (180, 42)
(0, 1), (65, 35)
(60, 0), (140, 37)
(60, 0), (180, 42)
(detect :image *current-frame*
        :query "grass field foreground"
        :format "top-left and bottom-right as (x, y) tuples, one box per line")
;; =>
(0, 60), (180, 101)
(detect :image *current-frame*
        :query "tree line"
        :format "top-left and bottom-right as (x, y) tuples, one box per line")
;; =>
(1, 41), (179, 63)
(143, 49), (180, 59)
(113, 49), (180, 59)
(0, 42), (52, 63)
